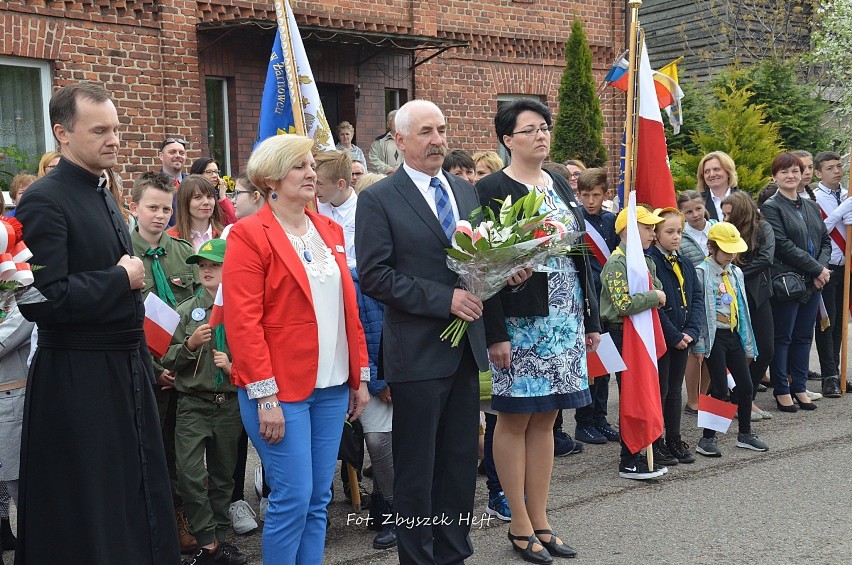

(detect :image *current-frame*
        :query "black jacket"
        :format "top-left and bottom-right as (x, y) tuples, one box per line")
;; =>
(477, 170), (601, 345)
(761, 191), (831, 284)
(702, 187), (739, 221)
(646, 246), (705, 347)
(738, 220), (775, 308)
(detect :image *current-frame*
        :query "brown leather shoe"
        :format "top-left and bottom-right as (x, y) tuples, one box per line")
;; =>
(176, 506), (198, 551)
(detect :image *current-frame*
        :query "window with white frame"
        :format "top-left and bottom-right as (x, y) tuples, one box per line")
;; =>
(0, 57), (52, 187)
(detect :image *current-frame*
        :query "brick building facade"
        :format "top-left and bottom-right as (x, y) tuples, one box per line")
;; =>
(0, 0), (627, 194)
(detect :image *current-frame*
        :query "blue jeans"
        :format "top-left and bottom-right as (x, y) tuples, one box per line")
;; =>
(238, 385), (349, 565)
(770, 291), (821, 396)
(482, 412), (503, 496)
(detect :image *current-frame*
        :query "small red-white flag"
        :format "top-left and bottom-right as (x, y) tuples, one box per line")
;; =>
(697, 394), (738, 433)
(208, 283), (224, 327)
(144, 292), (180, 357)
(587, 332), (626, 379)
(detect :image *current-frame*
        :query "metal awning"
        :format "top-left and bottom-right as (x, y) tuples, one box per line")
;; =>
(197, 19), (468, 66)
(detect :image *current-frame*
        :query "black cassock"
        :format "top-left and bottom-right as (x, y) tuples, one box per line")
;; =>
(15, 159), (180, 564)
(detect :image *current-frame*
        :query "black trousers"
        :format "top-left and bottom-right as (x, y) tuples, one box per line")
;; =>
(747, 295), (774, 399)
(704, 329), (752, 437)
(389, 343), (479, 565)
(814, 264), (847, 377)
(658, 347), (688, 441)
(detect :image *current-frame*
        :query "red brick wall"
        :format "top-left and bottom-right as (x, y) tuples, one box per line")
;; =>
(1, 0), (627, 192)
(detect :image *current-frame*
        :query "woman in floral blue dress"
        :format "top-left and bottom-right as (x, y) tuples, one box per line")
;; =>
(477, 99), (601, 564)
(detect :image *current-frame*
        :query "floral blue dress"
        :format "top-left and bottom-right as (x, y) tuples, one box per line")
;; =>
(491, 180), (592, 413)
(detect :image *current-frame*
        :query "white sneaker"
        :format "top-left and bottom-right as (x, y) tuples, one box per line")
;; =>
(229, 500), (258, 535)
(806, 389), (822, 401)
(254, 465), (263, 500)
(258, 497), (269, 522)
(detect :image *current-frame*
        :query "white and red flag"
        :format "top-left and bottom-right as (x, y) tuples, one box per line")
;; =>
(697, 394), (738, 433)
(584, 222), (611, 267)
(208, 283), (224, 327)
(587, 332), (626, 379)
(619, 191), (666, 454)
(144, 292), (180, 358)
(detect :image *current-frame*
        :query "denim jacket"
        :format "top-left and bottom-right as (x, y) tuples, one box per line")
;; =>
(694, 257), (756, 359)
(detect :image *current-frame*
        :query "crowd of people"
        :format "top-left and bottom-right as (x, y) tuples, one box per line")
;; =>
(0, 82), (850, 565)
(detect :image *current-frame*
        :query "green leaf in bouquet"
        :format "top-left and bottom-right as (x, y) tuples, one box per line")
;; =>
(446, 247), (474, 262)
(473, 236), (491, 252)
(453, 231), (479, 254)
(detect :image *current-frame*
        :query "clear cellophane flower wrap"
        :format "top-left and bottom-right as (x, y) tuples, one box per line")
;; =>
(440, 191), (582, 347)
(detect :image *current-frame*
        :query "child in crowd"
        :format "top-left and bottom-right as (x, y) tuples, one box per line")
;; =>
(812, 151), (848, 396)
(315, 150), (357, 269)
(647, 208), (704, 466)
(693, 223), (768, 457)
(167, 175), (226, 251)
(677, 189), (714, 414)
(574, 168), (621, 445)
(129, 171), (202, 550)
(600, 206), (668, 480)
(7, 173), (36, 217)
(164, 239), (248, 564)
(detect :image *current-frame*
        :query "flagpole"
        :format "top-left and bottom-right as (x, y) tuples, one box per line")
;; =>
(274, 0), (306, 136)
(622, 0), (656, 469)
(840, 155), (852, 394)
(622, 0), (642, 200)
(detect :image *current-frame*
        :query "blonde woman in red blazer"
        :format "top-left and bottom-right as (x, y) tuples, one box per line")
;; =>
(223, 135), (369, 565)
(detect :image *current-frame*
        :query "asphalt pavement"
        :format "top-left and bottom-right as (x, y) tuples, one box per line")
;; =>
(5, 341), (852, 564)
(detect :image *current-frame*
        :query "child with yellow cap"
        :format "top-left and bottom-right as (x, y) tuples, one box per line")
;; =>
(693, 222), (767, 457)
(601, 206), (668, 480)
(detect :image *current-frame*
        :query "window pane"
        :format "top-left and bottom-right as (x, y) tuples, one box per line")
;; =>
(0, 64), (45, 181)
(205, 78), (229, 176)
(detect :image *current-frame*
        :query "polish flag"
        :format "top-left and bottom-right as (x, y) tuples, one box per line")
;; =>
(619, 191), (666, 454)
(144, 292), (180, 358)
(697, 394), (738, 433)
(587, 332), (626, 378)
(584, 222), (611, 267)
(208, 283), (224, 327)
(633, 40), (676, 211)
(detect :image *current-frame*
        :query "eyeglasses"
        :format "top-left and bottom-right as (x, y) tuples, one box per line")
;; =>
(163, 137), (187, 146)
(231, 190), (252, 200)
(510, 125), (552, 137)
(203, 169), (221, 176)
(570, 172), (581, 179)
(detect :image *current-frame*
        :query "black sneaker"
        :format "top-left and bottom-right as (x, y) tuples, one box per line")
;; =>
(594, 422), (621, 442)
(619, 457), (665, 480)
(666, 437), (696, 464)
(554, 428), (584, 456)
(652, 439), (678, 466)
(808, 370), (822, 381)
(211, 542), (247, 565)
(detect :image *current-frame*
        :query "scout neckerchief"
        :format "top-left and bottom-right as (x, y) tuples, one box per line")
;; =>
(666, 253), (687, 306)
(145, 247), (177, 307)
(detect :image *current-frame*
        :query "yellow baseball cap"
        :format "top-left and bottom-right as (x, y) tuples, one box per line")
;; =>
(708, 221), (748, 253)
(615, 206), (665, 234)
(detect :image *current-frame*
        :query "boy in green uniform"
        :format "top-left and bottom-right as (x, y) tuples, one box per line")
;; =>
(130, 171), (199, 549)
(164, 238), (248, 564)
(600, 206), (668, 480)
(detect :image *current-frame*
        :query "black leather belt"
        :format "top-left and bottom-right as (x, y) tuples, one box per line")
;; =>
(183, 391), (232, 405)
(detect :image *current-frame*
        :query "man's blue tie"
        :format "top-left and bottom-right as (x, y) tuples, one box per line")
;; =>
(431, 177), (456, 241)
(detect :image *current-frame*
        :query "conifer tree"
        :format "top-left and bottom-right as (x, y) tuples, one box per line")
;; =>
(670, 81), (782, 194)
(551, 19), (607, 167)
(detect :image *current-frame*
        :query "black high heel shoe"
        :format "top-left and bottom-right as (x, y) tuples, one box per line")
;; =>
(508, 530), (553, 564)
(793, 393), (817, 411)
(775, 396), (797, 413)
(534, 529), (577, 558)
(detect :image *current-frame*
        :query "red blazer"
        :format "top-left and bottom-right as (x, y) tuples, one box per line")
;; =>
(222, 205), (368, 402)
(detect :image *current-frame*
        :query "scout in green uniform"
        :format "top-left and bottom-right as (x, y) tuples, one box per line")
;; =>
(599, 206), (666, 481)
(129, 171), (200, 550)
(163, 238), (248, 564)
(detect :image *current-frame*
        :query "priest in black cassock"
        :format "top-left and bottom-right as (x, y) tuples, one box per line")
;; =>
(14, 82), (180, 564)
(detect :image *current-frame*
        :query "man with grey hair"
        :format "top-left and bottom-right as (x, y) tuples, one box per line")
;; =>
(368, 110), (403, 174)
(356, 99), (528, 564)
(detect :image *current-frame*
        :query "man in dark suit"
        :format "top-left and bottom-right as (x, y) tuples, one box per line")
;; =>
(356, 100), (528, 564)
